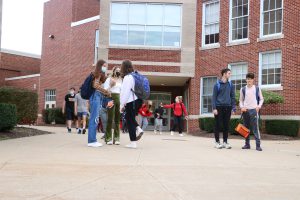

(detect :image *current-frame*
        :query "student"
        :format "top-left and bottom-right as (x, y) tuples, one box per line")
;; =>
(74, 88), (88, 134)
(120, 60), (143, 149)
(62, 87), (78, 133)
(164, 96), (188, 136)
(104, 66), (122, 145)
(239, 73), (264, 151)
(87, 59), (113, 148)
(154, 102), (164, 135)
(212, 68), (236, 149)
(138, 100), (153, 131)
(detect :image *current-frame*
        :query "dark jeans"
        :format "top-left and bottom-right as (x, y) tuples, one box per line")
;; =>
(214, 106), (232, 143)
(125, 99), (143, 141)
(172, 116), (183, 134)
(243, 109), (261, 147)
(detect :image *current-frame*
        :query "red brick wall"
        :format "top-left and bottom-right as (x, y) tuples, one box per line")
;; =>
(72, 0), (100, 22)
(0, 69), (20, 86)
(188, 0), (300, 132)
(5, 76), (40, 92)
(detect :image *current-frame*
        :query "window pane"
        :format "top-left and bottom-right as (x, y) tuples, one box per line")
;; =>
(270, 0), (276, 10)
(263, 0), (269, 11)
(275, 73), (281, 84)
(201, 77), (217, 113)
(110, 25), (127, 45)
(269, 22), (275, 34)
(128, 25), (145, 45)
(275, 10), (282, 22)
(262, 75), (268, 84)
(147, 4), (163, 25)
(263, 23), (269, 35)
(276, 0), (282, 8)
(163, 26), (180, 47)
(270, 11), (276, 22)
(145, 26), (162, 46)
(129, 4), (146, 24)
(111, 3), (128, 24)
(164, 5), (181, 26)
(264, 12), (270, 24)
(232, 6), (238, 18)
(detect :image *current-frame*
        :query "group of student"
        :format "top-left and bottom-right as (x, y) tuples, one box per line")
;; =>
(63, 60), (264, 151)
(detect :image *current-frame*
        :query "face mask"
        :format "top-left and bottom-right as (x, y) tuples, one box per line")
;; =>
(102, 67), (107, 73)
(116, 72), (120, 77)
(70, 91), (74, 95)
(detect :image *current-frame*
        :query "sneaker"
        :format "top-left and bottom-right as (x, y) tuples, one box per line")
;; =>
(114, 141), (120, 145)
(214, 142), (223, 149)
(106, 140), (113, 145)
(159, 132), (162, 135)
(82, 129), (86, 134)
(77, 129), (82, 134)
(87, 142), (103, 147)
(154, 130), (157, 134)
(67, 128), (71, 133)
(256, 146), (263, 151)
(136, 126), (144, 141)
(125, 142), (137, 149)
(223, 142), (232, 149)
(179, 133), (184, 137)
(170, 131), (174, 136)
(242, 144), (251, 149)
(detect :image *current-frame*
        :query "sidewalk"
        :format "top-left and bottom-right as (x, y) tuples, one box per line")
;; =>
(0, 126), (300, 200)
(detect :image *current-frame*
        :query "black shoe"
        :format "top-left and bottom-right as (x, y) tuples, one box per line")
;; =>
(136, 132), (144, 141)
(77, 129), (82, 134)
(67, 128), (71, 133)
(256, 146), (263, 151)
(82, 129), (86, 134)
(242, 144), (251, 149)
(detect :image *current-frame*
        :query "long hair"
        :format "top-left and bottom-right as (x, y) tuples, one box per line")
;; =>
(121, 60), (134, 78)
(111, 66), (121, 78)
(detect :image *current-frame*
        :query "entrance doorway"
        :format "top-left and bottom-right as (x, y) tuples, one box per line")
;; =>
(147, 92), (171, 131)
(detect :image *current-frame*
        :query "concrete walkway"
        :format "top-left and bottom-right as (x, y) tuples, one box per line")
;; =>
(0, 126), (300, 200)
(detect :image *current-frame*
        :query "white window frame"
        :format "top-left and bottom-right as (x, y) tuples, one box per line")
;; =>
(229, 0), (250, 43)
(45, 90), (56, 109)
(228, 62), (248, 92)
(259, 0), (284, 39)
(94, 29), (99, 64)
(109, 2), (182, 48)
(259, 50), (282, 89)
(202, 0), (220, 48)
(200, 76), (218, 114)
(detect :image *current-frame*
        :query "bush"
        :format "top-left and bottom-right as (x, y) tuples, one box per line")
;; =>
(235, 89), (284, 105)
(0, 87), (38, 124)
(0, 103), (17, 131)
(265, 120), (299, 137)
(199, 118), (215, 133)
(42, 108), (65, 124)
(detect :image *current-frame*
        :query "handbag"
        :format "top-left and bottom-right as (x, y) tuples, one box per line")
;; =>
(235, 115), (250, 138)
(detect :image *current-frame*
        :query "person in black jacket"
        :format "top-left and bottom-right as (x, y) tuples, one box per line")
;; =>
(154, 102), (164, 134)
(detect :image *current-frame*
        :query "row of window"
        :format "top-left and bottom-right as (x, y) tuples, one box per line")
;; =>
(201, 50), (282, 114)
(203, 0), (283, 46)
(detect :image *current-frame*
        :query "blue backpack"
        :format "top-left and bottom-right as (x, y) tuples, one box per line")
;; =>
(242, 86), (260, 105)
(80, 73), (95, 100)
(131, 71), (150, 100)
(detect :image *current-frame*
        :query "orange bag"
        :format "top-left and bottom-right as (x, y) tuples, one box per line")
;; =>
(235, 123), (250, 138)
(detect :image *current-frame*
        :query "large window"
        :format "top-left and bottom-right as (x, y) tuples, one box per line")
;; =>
(230, 63), (248, 91)
(260, 50), (282, 86)
(202, 1), (220, 46)
(94, 29), (99, 64)
(45, 90), (56, 109)
(230, 0), (249, 41)
(201, 77), (217, 114)
(110, 3), (182, 47)
(261, 0), (283, 36)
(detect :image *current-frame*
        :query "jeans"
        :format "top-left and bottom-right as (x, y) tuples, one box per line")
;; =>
(106, 93), (120, 142)
(172, 116), (183, 134)
(99, 108), (107, 134)
(88, 91), (103, 144)
(139, 115), (149, 131)
(214, 106), (232, 143)
(154, 118), (163, 132)
(125, 99), (143, 141)
(243, 109), (261, 147)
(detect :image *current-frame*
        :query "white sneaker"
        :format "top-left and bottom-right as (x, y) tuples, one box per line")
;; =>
(125, 142), (137, 149)
(136, 126), (144, 141)
(159, 132), (162, 135)
(114, 141), (120, 145)
(214, 142), (223, 149)
(154, 130), (157, 134)
(87, 142), (103, 147)
(106, 140), (113, 145)
(223, 142), (232, 149)
(179, 133), (184, 137)
(171, 131), (174, 136)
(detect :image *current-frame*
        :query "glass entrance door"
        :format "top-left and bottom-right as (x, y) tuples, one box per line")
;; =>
(147, 92), (171, 131)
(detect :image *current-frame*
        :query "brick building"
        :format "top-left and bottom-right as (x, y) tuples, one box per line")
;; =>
(38, 0), (300, 132)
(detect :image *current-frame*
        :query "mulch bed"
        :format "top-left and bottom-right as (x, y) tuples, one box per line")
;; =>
(190, 131), (299, 141)
(0, 127), (53, 140)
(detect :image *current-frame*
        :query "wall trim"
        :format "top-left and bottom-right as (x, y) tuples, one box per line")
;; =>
(71, 15), (100, 27)
(5, 74), (40, 81)
(1, 48), (41, 59)
(108, 60), (194, 67)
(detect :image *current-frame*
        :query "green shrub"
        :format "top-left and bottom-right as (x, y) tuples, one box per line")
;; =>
(235, 89), (284, 105)
(42, 108), (65, 124)
(0, 87), (38, 124)
(265, 120), (299, 137)
(0, 103), (17, 131)
(199, 118), (215, 133)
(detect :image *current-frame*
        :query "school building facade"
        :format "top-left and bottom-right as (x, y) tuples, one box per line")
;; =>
(37, 0), (300, 132)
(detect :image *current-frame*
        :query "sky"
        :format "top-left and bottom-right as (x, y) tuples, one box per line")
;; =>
(1, 0), (45, 55)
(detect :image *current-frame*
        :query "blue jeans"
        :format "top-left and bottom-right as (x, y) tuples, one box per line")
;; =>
(99, 108), (107, 134)
(88, 91), (103, 143)
(139, 115), (148, 131)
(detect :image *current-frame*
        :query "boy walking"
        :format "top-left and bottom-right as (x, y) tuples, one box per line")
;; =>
(212, 68), (236, 149)
(62, 87), (78, 133)
(239, 73), (264, 151)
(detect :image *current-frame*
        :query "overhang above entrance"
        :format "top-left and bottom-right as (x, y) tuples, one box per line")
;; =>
(142, 72), (193, 87)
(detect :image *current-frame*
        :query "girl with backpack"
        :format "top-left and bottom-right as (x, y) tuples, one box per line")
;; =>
(164, 96), (188, 136)
(138, 100), (153, 131)
(120, 60), (144, 149)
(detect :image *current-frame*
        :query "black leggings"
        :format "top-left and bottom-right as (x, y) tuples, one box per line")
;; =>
(172, 116), (183, 134)
(214, 106), (232, 143)
(125, 99), (143, 141)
